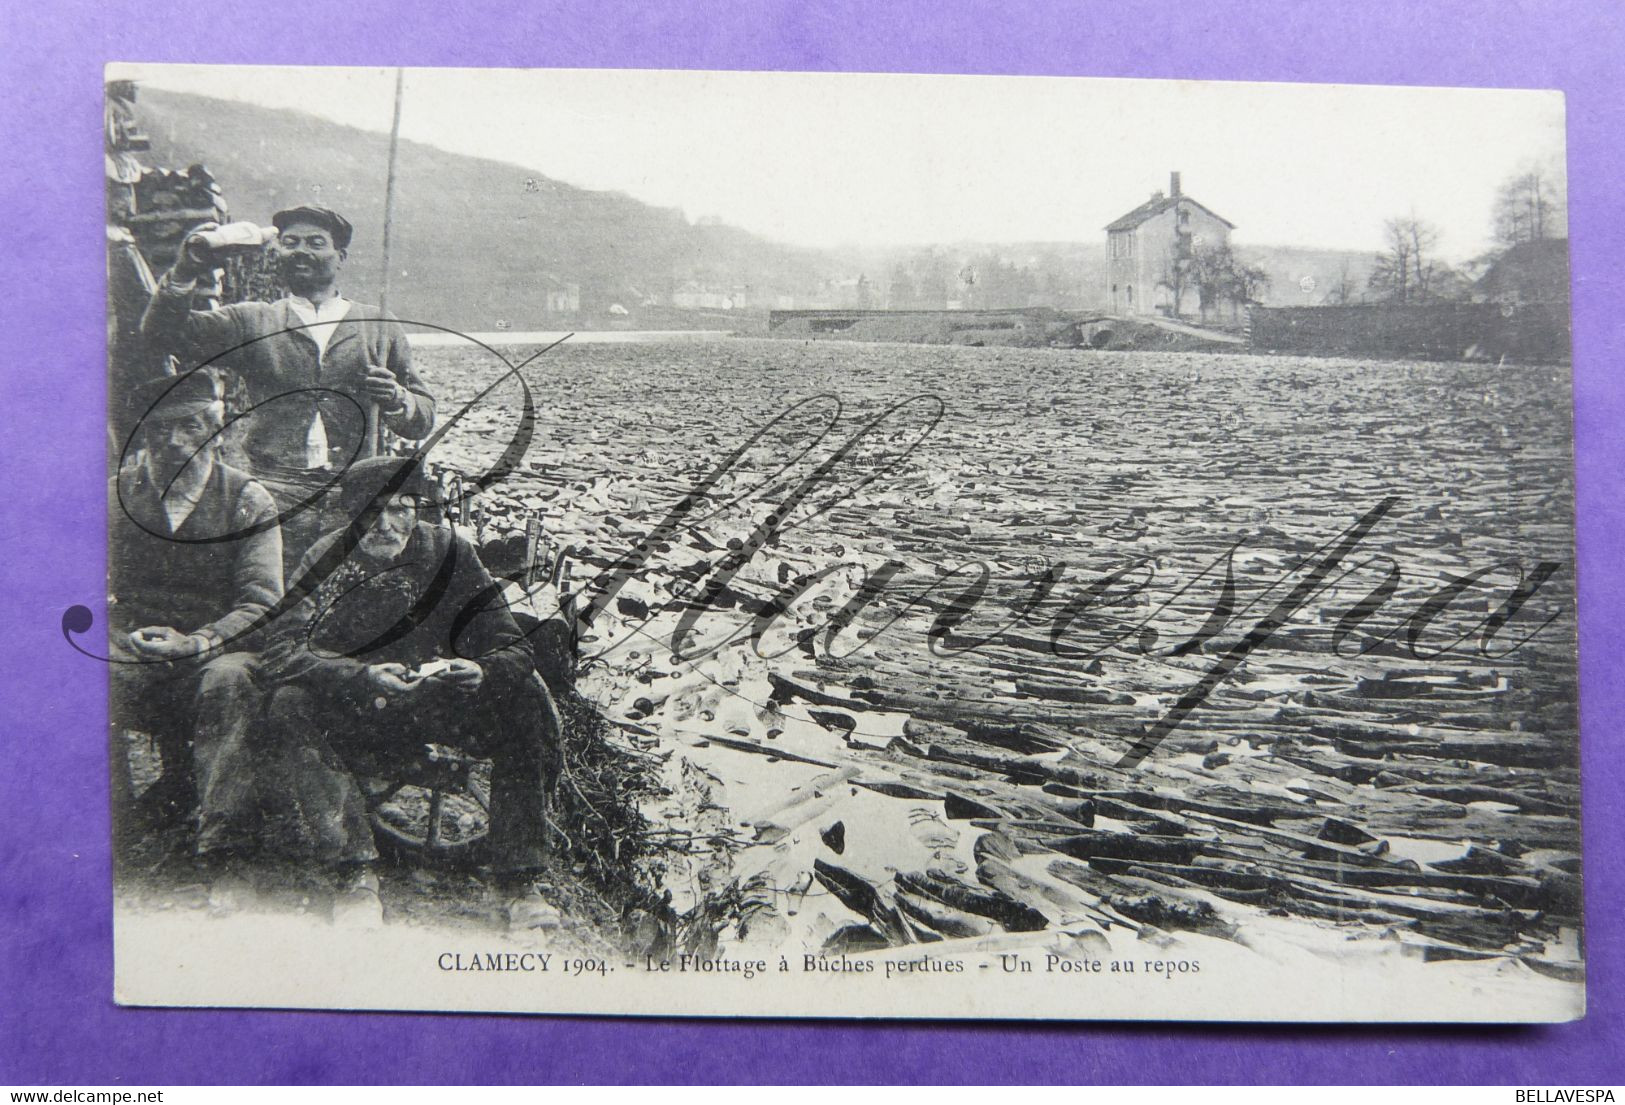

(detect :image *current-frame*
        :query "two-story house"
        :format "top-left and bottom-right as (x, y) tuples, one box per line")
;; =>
(1105, 172), (1235, 317)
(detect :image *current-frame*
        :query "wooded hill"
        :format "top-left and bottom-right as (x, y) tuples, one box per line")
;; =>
(131, 87), (1377, 328)
(132, 87), (841, 331)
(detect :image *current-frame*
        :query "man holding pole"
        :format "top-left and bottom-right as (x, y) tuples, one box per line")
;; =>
(140, 204), (436, 567)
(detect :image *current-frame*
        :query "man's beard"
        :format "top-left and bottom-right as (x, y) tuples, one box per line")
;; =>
(281, 257), (335, 295)
(358, 527), (410, 559)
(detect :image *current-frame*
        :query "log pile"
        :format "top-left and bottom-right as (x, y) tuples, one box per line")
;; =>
(415, 338), (1581, 973)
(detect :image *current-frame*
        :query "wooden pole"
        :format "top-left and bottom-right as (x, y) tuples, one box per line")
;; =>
(367, 67), (406, 457)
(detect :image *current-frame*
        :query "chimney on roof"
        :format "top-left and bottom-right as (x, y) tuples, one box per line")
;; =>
(1171, 171), (1182, 198)
(1151, 189), (1165, 202)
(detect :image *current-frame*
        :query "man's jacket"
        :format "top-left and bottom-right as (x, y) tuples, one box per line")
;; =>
(109, 460), (285, 647)
(140, 278), (435, 471)
(258, 522), (535, 707)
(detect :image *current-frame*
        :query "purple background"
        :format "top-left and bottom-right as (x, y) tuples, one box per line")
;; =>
(1, 0), (1621, 1085)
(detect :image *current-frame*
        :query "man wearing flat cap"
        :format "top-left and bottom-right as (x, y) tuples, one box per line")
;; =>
(140, 203), (436, 568)
(109, 371), (284, 893)
(255, 456), (561, 929)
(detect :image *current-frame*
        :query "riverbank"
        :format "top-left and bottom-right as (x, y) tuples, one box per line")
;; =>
(763, 307), (1241, 352)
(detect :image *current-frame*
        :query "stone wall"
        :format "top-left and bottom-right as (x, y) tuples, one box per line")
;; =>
(1248, 302), (1570, 362)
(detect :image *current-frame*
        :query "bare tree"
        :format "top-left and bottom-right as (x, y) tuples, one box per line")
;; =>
(1494, 161), (1567, 246)
(1190, 244), (1231, 320)
(1189, 243), (1272, 320)
(1369, 220), (1413, 303)
(1231, 257), (1270, 305)
(1324, 258), (1359, 305)
(1157, 247), (1192, 317)
(1369, 215), (1441, 304)
(1406, 217), (1442, 300)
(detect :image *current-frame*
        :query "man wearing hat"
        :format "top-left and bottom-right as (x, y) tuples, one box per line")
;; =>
(109, 371), (284, 889)
(255, 456), (560, 929)
(139, 204), (436, 567)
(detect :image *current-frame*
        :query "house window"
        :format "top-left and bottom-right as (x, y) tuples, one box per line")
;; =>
(1126, 285), (1134, 304)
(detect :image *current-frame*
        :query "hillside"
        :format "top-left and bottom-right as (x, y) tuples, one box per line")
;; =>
(126, 87), (1377, 328)
(1236, 244), (1378, 307)
(132, 87), (843, 331)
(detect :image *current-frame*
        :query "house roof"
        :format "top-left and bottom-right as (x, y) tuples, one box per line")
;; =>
(1105, 195), (1236, 233)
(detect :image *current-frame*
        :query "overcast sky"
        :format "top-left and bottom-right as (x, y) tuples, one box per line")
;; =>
(109, 64), (1566, 259)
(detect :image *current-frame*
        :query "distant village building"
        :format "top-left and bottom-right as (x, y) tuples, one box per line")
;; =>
(1105, 172), (1235, 317)
(538, 273), (580, 315)
(808, 275), (874, 311)
(671, 280), (753, 310)
(1474, 239), (1570, 307)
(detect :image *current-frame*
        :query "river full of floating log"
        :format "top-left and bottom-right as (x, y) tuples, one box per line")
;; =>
(415, 337), (1581, 979)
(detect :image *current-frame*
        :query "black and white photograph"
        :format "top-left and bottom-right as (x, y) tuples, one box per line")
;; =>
(102, 64), (1581, 1022)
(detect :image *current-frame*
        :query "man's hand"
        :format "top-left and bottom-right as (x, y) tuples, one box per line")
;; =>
(432, 658), (484, 694)
(172, 222), (221, 282)
(129, 626), (205, 660)
(363, 365), (407, 413)
(365, 662), (417, 698)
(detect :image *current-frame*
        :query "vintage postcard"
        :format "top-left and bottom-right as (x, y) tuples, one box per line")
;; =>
(102, 64), (1581, 1021)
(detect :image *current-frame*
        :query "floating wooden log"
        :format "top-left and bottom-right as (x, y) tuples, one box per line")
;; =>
(1401, 784), (1573, 816)
(1014, 680), (1137, 706)
(1268, 746), (1385, 785)
(1083, 856), (1280, 898)
(1181, 810), (1411, 869)
(701, 733), (840, 769)
(1428, 844), (1529, 876)
(968, 816), (1101, 836)
(1045, 831), (1207, 865)
(812, 859), (912, 945)
(895, 889), (996, 938)
(975, 856), (1116, 938)
(943, 791), (1002, 820)
(769, 672), (870, 711)
(1197, 843), (1551, 910)
(896, 869), (1050, 932)
(855, 779), (945, 801)
(1045, 859), (1238, 940)
(822, 923), (891, 954)
(1313, 718), (1566, 769)
(960, 719), (1072, 755)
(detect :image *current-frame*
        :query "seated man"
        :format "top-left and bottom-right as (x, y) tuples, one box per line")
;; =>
(256, 456), (560, 929)
(109, 372), (284, 897)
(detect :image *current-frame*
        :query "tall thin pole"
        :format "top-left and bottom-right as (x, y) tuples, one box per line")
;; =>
(367, 67), (405, 456)
(379, 67), (405, 317)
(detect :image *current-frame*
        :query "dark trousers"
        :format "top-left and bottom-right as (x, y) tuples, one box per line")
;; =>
(260, 675), (558, 872)
(110, 649), (263, 855)
(252, 464), (347, 579)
